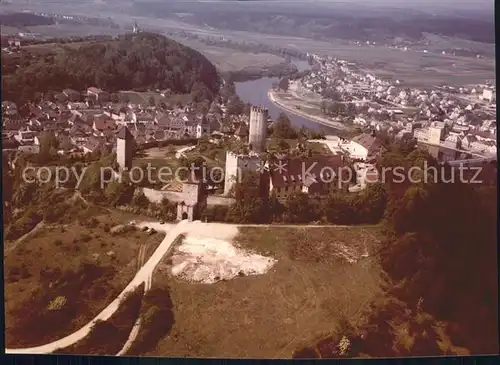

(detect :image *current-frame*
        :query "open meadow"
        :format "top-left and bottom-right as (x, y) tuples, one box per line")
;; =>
(146, 225), (385, 358)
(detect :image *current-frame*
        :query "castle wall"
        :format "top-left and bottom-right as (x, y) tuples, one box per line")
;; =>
(223, 151), (262, 196)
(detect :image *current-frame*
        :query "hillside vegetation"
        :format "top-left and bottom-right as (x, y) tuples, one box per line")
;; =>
(2, 33), (220, 105)
(0, 12), (54, 27)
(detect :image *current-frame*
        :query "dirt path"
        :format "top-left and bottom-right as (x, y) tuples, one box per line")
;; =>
(6, 221), (45, 254)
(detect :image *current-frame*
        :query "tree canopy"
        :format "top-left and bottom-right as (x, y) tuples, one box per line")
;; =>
(2, 33), (220, 105)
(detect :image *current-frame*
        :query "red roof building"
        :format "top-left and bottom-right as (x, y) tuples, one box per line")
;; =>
(269, 155), (345, 202)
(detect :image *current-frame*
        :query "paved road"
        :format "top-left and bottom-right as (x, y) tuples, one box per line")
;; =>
(5, 220), (191, 355)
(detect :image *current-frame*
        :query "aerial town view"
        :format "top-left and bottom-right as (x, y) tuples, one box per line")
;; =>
(2, 0), (497, 359)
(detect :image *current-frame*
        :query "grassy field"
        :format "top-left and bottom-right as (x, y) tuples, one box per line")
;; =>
(267, 138), (332, 156)
(178, 38), (287, 73)
(146, 225), (384, 358)
(141, 145), (193, 159)
(4, 207), (164, 348)
(118, 91), (171, 105)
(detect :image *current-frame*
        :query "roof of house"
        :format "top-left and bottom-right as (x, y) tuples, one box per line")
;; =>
(351, 133), (384, 153)
(63, 88), (80, 95)
(134, 123), (146, 133)
(157, 115), (172, 127)
(93, 117), (116, 131)
(234, 123), (249, 137)
(83, 136), (105, 152)
(161, 179), (183, 192)
(116, 125), (134, 140)
(270, 155), (344, 193)
(154, 130), (165, 140)
(87, 87), (104, 94)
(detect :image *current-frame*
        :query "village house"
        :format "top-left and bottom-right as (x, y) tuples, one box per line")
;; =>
(92, 116), (116, 135)
(82, 136), (107, 154)
(18, 144), (40, 154)
(14, 130), (36, 145)
(87, 87), (110, 102)
(2, 118), (26, 131)
(2, 101), (18, 115)
(195, 116), (211, 138)
(482, 88), (495, 103)
(63, 89), (81, 102)
(342, 132), (385, 161)
(268, 155), (345, 203)
(104, 106), (127, 122)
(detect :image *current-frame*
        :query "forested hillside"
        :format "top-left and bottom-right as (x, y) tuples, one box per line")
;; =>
(2, 33), (220, 105)
(0, 12), (54, 27)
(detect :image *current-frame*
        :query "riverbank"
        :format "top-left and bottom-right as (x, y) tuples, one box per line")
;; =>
(267, 89), (352, 132)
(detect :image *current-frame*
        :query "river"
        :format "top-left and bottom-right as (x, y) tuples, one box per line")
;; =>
(234, 59), (338, 134)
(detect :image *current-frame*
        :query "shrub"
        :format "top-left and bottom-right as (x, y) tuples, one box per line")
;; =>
(55, 284), (144, 355)
(43, 202), (69, 223)
(87, 217), (99, 228)
(5, 209), (42, 241)
(20, 266), (31, 279)
(80, 234), (92, 243)
(6, 266), (21, 283)
(127, 287), (174, 355)
(47, 296), (67, 311)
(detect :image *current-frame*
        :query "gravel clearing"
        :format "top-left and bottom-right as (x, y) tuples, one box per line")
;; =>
(170, 235), (277, 284)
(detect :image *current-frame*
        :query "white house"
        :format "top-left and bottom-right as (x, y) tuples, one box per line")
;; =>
(342, 133), (384, 161)
(482, 89), (495, 103)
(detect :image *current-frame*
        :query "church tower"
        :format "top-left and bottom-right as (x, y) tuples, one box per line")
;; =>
(133, 21), (140, 34)
(116, 125), (134, 171)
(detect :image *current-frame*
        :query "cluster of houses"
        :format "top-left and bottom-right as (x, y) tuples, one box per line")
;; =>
(301, 55), (497, 157)
(2, 87), (225, 156)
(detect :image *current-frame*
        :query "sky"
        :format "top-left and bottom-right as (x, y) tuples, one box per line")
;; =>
(223, 0), (493, 9)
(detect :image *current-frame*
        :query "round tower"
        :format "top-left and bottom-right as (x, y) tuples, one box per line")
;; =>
(248, 106), (268, 153)
(116, 125), (134, 171)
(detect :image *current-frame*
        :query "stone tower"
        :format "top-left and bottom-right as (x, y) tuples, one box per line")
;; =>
(248, 106), (268, 153)
(116, 125), (134, 171)
(223, 151), (262, 196)
(177, 178), (206, 221)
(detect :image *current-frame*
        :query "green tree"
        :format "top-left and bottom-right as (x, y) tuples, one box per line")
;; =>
(278, 77), (290, 91)
(104, 181), (134, 206)
(132, 191), (150, 209)
(227, 171), (268, 223)
(38, 131), (59, 163)
(277, 139), (290, 153)
(271, 113), (298, 139)
(284, 192), (316, 223)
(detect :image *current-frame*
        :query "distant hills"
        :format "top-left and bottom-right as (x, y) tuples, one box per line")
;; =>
(132, 1), (494, 44)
